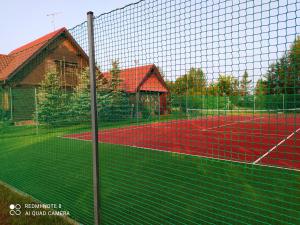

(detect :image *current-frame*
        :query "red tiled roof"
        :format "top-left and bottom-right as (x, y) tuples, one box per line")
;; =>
(0, 54), (13, 73)
(102, 64), (168, 93)
(0, 27), (67, 81)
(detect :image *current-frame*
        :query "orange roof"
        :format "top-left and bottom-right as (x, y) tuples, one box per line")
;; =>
(0, 54), (13, 73)
(102, 64), (168, 93)
(0, 28), (68, 81)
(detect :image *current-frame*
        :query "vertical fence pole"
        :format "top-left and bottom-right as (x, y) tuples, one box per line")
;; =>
(283, 94), (285, 111)
(185, 75), (188, 116)
(9, 87), (13, 121)
(34, 88), (39, 135)
(136, 92), (139, 123)
(134, 60), (139, 123)
(87, 11), (100, 225)
(158, 92), (160, 120)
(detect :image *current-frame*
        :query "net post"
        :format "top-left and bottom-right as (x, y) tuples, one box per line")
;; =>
(87, 11), (100, 225)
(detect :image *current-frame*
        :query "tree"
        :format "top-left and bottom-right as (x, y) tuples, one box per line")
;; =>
(207, 82), (218, 96)
(217, 75), (239, 96)
(172, 68), (206, 95)
(239, 70), (252, 96)
(286, 36), (300, 94)
(255, 79), (267, 95)
(37, 70), (68, 125)
(98, 61), (131, 121)
(264, 36), (300, 94)
(110, 60), (122, 92)
(254, 79), (267, 109)
(71, 68), (91, 122)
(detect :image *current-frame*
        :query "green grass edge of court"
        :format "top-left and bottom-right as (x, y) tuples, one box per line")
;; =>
(0, 121), (299, 225)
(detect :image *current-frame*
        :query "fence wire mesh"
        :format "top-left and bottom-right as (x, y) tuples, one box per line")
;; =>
(0, 0), (300, 224)
(0, 30), (94, 224)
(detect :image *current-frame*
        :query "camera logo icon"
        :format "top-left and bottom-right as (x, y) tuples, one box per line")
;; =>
(9, 204), (21, 216)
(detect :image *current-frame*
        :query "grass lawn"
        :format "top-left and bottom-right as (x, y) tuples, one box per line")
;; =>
(0, 121), (299, 224)
(0, 182), (75, 225)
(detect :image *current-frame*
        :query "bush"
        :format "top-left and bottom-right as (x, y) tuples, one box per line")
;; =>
(0, 108), (10, 122)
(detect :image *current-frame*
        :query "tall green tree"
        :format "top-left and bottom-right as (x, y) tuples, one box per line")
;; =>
(98, 61), (131, 121)
(217, 75), (239, 96)
(255, 79), (267, 95)
(207, 82), (218, 96)
(239, 70), (252, 96)
(37, 70), (68, 125)
(110, 60), (122, 91)
(71, 68), (91, 122)
(172, 68), (206, 95)
(264, 36), (300, 94)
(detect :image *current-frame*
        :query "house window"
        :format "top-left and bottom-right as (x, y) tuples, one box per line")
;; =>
(55, 60), (79, 88)
(2, 91), (9, 111)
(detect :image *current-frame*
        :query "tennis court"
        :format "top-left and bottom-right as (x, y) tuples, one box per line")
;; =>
(65, 109), (300, 171)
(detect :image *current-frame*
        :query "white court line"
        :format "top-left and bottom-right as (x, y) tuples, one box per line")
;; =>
(66, 118), (212, 137)
(61, 116), (300, 172)
(198, 117), (264, 131)
(203, 130), (287, 137)
(253, 127), (300, 164)
(67, 116), (265, 137)
(59, 135), (300, 172)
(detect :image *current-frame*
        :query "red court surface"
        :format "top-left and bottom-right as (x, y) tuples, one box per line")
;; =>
(65, 114), (300, 171)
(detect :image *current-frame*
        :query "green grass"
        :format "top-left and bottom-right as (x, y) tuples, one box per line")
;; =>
(0, 122), (300, 224)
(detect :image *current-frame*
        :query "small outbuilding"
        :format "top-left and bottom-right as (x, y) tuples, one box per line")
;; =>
(102, 64), (169, 115)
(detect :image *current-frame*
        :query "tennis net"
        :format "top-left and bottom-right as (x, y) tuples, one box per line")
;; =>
(187, 108), (300, 120)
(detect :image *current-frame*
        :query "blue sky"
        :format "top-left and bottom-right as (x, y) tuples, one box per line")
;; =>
(0, 0), (133, 54)
(1, 0), (300, 85)
(69, 0), (300, 85)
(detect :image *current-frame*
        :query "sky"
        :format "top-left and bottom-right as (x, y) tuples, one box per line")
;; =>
(0, 0), (133, 54)
(68, 0), (300, 84)
(1, 0), (299, 85)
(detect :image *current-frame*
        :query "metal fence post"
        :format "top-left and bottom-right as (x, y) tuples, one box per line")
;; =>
(87, 11), (100, 225)
(34, 88), (39, 135)
(9, 87), (13, 121)
(158, 92), (160, 120)
(283, 94), (285, 111)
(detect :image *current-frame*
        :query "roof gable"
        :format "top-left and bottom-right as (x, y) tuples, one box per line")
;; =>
(139, 73), (168, 92)
(0, 27), (88, 82)
(103, 64), (168, 93)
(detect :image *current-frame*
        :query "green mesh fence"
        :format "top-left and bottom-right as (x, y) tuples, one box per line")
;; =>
(0, 30), (94, 224)
(0, 0), (300, 224)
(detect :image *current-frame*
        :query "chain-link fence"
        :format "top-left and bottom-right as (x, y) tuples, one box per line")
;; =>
(0, 0), (300, 224)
